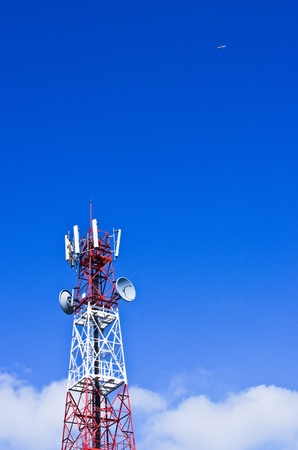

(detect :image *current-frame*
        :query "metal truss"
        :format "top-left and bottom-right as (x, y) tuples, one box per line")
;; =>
(68, 304), (126, 395)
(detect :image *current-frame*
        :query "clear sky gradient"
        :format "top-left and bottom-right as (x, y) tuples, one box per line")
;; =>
(0, 1), (298, 448)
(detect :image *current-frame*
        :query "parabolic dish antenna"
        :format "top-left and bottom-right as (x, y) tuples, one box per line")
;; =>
(116, 277), (136, 302)
(59, 290), (74, 315)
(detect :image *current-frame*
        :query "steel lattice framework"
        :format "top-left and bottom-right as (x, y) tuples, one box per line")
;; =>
(61, 220), (136, 450)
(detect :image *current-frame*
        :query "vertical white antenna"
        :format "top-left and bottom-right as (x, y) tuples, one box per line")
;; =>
(65, 235), (72, 262)
(115, 229), (122, 259)
(73, 225), (80, 254)
(92, 218), (99, 248)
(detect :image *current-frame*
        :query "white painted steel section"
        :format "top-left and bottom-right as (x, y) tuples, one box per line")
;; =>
(68, 303), (127, 395)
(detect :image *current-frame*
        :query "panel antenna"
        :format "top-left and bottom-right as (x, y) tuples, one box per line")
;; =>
(92, 218), (99, 248)
(73, 225), (80, 254)
(115, 228), (122, 258)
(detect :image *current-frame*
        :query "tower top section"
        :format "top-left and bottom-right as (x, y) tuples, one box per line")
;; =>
(64, 219), (121, 270)
(60, 217), (135, 315)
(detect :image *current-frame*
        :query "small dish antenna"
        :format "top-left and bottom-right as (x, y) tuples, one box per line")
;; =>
(116, 277), (136, 302)
(59, 290), (74, 315)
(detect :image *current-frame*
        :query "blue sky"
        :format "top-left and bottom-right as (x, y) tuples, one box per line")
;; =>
(1, 1), (298, 448)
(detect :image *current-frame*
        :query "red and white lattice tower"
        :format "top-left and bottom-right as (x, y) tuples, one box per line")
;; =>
(59, 211), (136, 450)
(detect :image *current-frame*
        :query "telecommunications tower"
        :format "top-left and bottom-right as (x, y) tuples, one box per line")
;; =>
(59, 211), (137, 450)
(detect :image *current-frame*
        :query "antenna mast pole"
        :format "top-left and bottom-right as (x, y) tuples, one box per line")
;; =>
(90, 198), (93, 227)
(60, 215), (136, 450)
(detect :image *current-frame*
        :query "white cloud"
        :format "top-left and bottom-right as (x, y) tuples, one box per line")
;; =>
(135, 385), (298, 450)
(0, 373), (66, 450)
(130, 385), (167, 413)
(1, 373), (298, 450)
